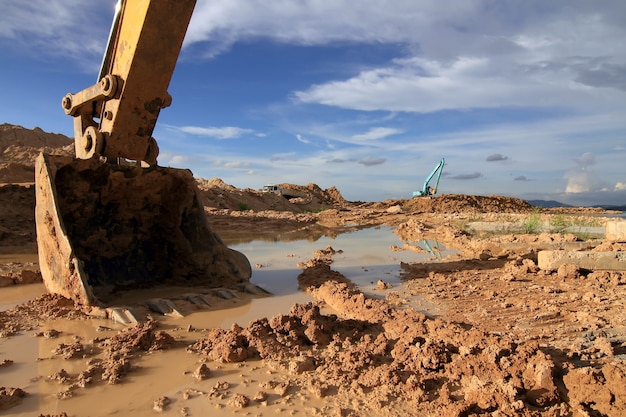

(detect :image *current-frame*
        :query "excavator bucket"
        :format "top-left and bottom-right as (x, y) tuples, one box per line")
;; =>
(35, 154), (251, 307)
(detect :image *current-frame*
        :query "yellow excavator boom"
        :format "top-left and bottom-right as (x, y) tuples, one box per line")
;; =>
(35, 0), (252, 309)
(62, 0), (196, 164)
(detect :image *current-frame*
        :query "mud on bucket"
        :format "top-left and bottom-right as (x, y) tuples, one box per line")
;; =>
(35, 154), (251, 307)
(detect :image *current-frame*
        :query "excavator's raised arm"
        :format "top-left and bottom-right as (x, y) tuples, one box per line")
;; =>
(61, 0), (196, 164)
(35, 0), (252, 312)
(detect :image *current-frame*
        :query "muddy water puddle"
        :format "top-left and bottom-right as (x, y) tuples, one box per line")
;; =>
(2, 226), (451, 416)
(231, 225), (454, 295)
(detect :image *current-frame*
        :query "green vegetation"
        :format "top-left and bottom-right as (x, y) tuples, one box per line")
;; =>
(457, 210), (604, 240)
(549, 214), (571, 231)
(237, 201), (250, 211)
(456, 214), (485, 232)
(521, 209), (542, 234)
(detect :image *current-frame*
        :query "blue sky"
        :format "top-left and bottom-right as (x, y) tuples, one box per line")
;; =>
(1, 1), (625, 205)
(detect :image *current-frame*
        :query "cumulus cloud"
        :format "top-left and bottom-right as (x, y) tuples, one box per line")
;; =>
(616, 182), (626, 191)
(7, 2), (626, 114)
(564, 152), (608, 193)
(186, 1), (625, 62)
(178, 125), (254, 139)
(358, 157), (387, 167)
(294, 53), (626, 113)
(486, 153), (509, 162)
(450, 172), (482, 180)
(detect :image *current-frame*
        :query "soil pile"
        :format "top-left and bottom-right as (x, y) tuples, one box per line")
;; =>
(196, 178), (349, 213)
(0, 123), (73, 183)
(403, 194), (535, 214)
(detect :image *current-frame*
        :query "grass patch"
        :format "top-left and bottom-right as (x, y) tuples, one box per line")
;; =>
(546, 214), (602, 238)
(457, 214), (486, 233)
(237, 201), (250, 211)
(549, 214), (571, 232)
(521, 209), (542, 234)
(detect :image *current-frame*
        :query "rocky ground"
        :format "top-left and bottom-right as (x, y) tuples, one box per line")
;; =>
(0, 124), (625, 416)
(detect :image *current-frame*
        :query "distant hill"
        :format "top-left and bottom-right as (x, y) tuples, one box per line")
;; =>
(528, 199), (574, 208)
(594, 205), (626, 212)
(529, 199), (625, 213)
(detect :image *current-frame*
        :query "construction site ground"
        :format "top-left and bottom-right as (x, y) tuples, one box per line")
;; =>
(1, 124), (625, 417)
(1, 180), (625, 417)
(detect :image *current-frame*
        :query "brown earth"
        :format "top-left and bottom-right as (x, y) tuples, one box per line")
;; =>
(0, 124), (625, 416)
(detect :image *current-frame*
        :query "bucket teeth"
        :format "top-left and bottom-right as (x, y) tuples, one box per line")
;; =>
(144, 298), (184, 317)
(106, 307), (141, 325)
(215, 289), (239, 299)
(176, 293), (212, 306)
(241, 283), (271, 295)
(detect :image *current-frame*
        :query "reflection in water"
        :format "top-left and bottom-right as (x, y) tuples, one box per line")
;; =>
(229, 226), (455, 297)
(420, 239), (444, 260)
(215, 223), (376, 245)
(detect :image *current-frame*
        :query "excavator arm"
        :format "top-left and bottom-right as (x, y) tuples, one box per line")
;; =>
(413, 158), (445, 197)
(61, 0), (196, 164)
(35, 0), (252, 310)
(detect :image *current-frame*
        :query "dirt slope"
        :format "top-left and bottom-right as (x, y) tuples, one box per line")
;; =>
(0, 123), (73, 183)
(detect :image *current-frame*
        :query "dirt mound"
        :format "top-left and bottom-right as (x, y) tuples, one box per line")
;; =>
(0, 123), (73, 183)
(403, 194), (535, 214)
(0, 293), (89, 337)
(196, 178), (350, 213)
(0, 124), (72, 150)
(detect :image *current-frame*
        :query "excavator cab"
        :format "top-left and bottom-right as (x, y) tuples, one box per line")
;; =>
(35, 0), (252, 308)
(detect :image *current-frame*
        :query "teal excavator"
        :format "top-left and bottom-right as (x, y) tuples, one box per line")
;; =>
(413, 158), (445, 197)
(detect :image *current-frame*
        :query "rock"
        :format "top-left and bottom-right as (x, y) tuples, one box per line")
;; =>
(0, 387), (27, 412)
(192, 363), (211, 381)
(153, 396), (171, 412)
(377, 279), (393, 290)
(227, 393), (249, 408)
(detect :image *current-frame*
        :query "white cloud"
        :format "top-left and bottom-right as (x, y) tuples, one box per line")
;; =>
(186, 0), (626, 114)
(351, 127), (402, 141)
(0, 1), (111, 63)
(294, 54), (626, 113)
(215, 160), (251, 169)
(614, 182), (626, 191)
(296, 134), (311, 144)
(564, 152), (608, 193)
(178, 125), (255, 139)
(166, 154), (195, 166)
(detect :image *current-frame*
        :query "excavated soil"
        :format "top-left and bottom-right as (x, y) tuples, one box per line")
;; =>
(0, 124), (625, 416)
